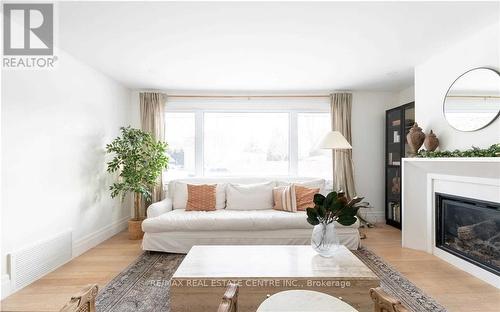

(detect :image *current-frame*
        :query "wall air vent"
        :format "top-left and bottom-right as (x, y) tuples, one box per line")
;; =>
(9, 230), (72, 291)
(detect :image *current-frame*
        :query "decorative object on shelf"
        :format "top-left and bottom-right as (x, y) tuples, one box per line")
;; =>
(406, 122), (425, 156)
(417, 143), (500, 158)
(306, 191), (369, 257)
(391, 176), (400, 194)
(443, 67), (500, 132)
(387, 202), (401, 223)
(393, 203), (400, 223)
(423, 130), (439, 151)
(106, 126), (169, 240)
(393, 131), (400, 143)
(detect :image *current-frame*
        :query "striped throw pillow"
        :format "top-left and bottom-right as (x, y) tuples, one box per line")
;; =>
(273, 185), (297, 212)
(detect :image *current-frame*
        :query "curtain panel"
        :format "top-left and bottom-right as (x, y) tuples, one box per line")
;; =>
(140, 92), (166, 203)
(330, 93), (357, 199)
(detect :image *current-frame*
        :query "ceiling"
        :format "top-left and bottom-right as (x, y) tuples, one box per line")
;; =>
(58, 1), (499, 92)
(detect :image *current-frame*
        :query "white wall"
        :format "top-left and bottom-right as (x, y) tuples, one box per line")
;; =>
(385, 85), (414, 110)
(397, 86), (415, 106)
(1, 50), (138, 297)
(415, 22), (500, 150)
(352, 92), (398, 223)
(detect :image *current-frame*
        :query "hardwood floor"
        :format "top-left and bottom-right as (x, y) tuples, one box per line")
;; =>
(359, 225), (500, 312)
(1, 225), (499, 311)
(1, 232), (142, 312)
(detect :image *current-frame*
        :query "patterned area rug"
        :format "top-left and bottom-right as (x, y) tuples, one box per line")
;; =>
(96, 247), (447, 312)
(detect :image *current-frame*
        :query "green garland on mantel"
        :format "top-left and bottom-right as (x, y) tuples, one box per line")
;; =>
(416, 143), (500, 158)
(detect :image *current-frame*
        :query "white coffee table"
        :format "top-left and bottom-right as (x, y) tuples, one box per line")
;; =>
(170, 245), (379, 312)
(257, 290), (359, 312)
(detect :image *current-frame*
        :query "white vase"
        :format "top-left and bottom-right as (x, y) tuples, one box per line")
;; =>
(311, 223), (340, 257)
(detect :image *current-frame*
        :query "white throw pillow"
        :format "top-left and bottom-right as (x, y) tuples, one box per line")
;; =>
(172, 182), (226, 209)
(276, 179), (326, 194)
(226, 182), (275, 210)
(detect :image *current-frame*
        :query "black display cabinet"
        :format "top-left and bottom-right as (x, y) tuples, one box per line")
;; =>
(385, 102), (415, 229)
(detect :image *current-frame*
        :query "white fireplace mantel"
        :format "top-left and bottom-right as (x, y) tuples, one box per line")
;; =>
(401, 157), (500, 287)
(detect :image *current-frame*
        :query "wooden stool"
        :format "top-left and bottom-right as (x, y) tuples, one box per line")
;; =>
(369, 287), (409, 312)
(217, 283), (239, 312)
(59, 284), (98, 312)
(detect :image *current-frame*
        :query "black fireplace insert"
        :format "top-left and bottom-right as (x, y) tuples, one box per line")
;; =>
(435, 193), (500, 276)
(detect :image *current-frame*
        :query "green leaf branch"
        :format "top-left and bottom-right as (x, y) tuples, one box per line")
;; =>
(306, 191), (369, 227)
(417, 143), (500, 158)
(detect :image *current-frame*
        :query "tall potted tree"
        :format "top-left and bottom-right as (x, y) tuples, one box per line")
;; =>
(106, 126), (169, 239)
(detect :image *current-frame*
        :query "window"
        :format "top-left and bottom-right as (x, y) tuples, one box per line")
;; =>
(204, 113), (289, 175)
(165, 108), (331, 179)
(165, 113), (195, 178)
(297, 113), (332, 179)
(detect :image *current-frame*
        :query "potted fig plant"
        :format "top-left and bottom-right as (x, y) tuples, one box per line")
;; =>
(306, 191), (369, 257)
(106, 126), (169, 240)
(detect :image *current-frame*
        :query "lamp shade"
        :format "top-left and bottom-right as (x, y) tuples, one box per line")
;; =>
(318, 131), (352, 149)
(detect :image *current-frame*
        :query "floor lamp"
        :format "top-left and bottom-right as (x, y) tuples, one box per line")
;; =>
(318, 130), (353, 189)
(318, 131), (373, 234)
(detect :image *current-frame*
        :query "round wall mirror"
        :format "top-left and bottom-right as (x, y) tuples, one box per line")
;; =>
(443, 67), (500, 131)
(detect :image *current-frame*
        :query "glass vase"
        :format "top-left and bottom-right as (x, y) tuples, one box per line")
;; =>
(311, 222), (340, 257)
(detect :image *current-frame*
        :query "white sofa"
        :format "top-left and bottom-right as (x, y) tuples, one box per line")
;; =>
(142, 177), (360, 253)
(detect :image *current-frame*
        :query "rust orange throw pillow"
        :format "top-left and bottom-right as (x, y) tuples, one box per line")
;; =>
(186, 184), (216, 211)
(294, 185), (320, 211)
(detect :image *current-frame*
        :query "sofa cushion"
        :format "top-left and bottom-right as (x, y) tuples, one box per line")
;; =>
(142, 209), (359, 233)
(277, 179), (326, 194)
(226, 182), (275, 210)
(186, 184), (216, 211)
(295, 185), (320, 211)
(172, 182), (226, 210)
(273, 185), (297, 212)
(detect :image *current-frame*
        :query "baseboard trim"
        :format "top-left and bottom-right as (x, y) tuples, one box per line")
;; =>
(73, 215), (130, 258)
(358, 210), (385, 224)
(1, 274), (12, 300)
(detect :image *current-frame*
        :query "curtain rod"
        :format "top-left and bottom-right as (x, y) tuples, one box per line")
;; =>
(164, 94), (332, 99)
(447, 95), (500, 99)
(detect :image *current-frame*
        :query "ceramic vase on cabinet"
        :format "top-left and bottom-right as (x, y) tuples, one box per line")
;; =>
(406, 123), (425, 156)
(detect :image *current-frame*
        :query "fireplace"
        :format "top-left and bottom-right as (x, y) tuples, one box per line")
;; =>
(435, 193), (500, 276)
